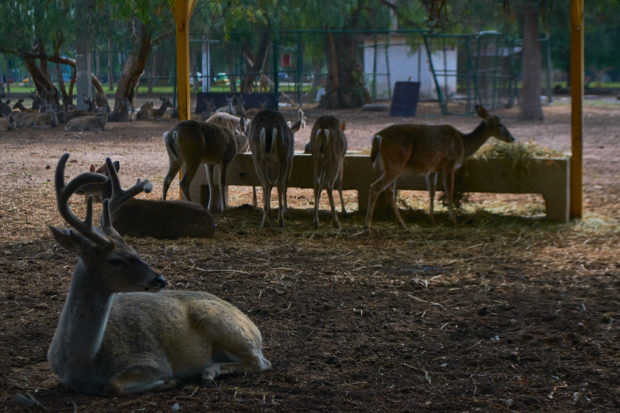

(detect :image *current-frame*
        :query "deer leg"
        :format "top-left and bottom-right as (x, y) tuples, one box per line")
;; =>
(364, 173), (399, 232)
(179, 162), (200, 203)
(104, 364), (177, 395)
(443, 169), (457, 224)
(162, 159), (182, 200)
(218, 162), (229, 213)
(277, 181), (285, 227)
(425, 172), (438, 223)
(313, 180), (323, 229)
(205, 164), (215, 212)
(252, 186), (258, 208)
(384, 183), (406, 229)
(261, 184), (271, 228)
(327, 184), (340, 228)
(336, 168), (346, 216)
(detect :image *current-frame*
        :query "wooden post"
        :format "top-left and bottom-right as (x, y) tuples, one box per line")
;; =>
(170, 0), (196, 121)
(570, 0), (584, 219)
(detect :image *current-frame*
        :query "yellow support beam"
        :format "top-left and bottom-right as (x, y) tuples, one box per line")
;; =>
(170, 0), (196, 121)
(570, 0), (584, 219)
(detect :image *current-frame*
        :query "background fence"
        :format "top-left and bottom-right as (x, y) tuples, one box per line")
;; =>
(1, 30), (552, 116)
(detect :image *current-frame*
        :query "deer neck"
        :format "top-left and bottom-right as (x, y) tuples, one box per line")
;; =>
(51, 260), (114, 363)
(461, 120), (492, 159)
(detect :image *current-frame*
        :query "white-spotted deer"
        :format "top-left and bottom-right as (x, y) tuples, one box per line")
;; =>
(309, 115), (347, 228)
(79, 160), (216, 239)
(162, 120), (238, 213)
(48, 153), (270, 395)
(64, 110), (108, 132)
(364, 105), (515, 231)
(249, 109), (305, 227)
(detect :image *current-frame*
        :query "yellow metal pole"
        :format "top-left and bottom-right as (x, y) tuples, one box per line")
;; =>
(170, 0), (195, 199)
(570, 0), (584, 219)
(171, 0), (195, 121)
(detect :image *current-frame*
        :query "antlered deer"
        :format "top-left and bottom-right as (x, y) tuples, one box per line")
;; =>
(249, 109), (305, 227)
(162, 120), (238, 213)
(364, 105), (515, 231)
(47, 153), (270, 395)
(308, 115), (348, 228)
(79, 160), (216, 239)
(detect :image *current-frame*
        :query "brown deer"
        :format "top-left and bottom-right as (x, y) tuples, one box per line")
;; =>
(64, 110), (108, 131)
(12, 97), (37, 112)
(79, 160), (216, 239)
(364, 105), (515, 231)
(162, 120), (238, 213)
(215, 95), (236, 115)
(308, 115), (348, 228)
(248, 109), (305, 227)
(11, 104), (59, 128)
(137, 97), (172, 120)
(48, 153), (270, 395)
(0, 115), (16, 131)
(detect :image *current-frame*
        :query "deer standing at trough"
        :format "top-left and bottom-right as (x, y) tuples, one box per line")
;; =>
(78, 160), (216, 239)
(364, 105), (515, 232)
(48, 153), (270, 395)
(162, 120), (238, 213)
(308, 115), (348, 228)
(249, 109), (305, 227)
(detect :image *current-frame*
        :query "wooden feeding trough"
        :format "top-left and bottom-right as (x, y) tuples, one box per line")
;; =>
(189, 152), (570, 223)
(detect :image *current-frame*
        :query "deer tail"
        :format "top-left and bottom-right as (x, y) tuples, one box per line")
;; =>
(163, 129), (180, 160)
(370, 134), (383, 171)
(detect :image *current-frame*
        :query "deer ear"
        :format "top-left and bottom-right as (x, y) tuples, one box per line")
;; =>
(113, 161), (120, 172)
(475, 105), (489, 119)
(49, 226), (93, 253)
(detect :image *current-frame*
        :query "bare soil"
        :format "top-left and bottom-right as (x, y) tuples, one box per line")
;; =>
(0, 101), (618, 412)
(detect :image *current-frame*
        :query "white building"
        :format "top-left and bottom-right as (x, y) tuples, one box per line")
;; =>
(362, 34), (457, 101)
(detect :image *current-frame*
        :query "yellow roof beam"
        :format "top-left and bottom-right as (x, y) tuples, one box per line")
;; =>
(170, 0), (196, 121)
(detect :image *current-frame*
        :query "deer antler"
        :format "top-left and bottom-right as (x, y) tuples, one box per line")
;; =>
(105, 157), (153, 215)
(55, 153), (112, 247)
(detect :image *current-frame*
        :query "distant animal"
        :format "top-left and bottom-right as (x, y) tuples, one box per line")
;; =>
(11, 105), (59, 128)
(47, 153), (270, 395)
(364, 105), (516, 231)
(308, 115), (348, 228)
(199, 98), (216, 121)
(0, 98), (12, 116)
(215, 95), (237, 115)
(12, 98), (37, 112)
(137, 97), (172, 120)
(248, 108), (305, 227)
(64, 110), (108, 132)
(0, 115), (16, 131)
(162, 120), (238, 213)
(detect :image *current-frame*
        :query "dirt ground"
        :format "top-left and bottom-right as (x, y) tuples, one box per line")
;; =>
(0, 100), (618, 412)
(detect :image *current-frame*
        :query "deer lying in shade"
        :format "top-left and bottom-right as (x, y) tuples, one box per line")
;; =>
(364, 105), (516, 232)
(47, 153), (270, 395)
(77, 160), (216, 239)
(64, 110), (108, 132)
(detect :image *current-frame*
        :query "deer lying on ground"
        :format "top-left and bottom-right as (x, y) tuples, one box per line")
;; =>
(364, 105), (515, 232)
(48, 153), (269, 395)
(11, 104), (59, 128)
(64, 110), (108, 131)
(0, 98), (12, 116)
(308, 115), (348, 228)
(137, 97), (172, 120)
(0, 115), (16, 131)
(249, 109), (305, 227)
(215, 96), (237, 115)
(162, 120), (238, 213)
(12, 98), (38, 112)
(77, 160), (216, 239)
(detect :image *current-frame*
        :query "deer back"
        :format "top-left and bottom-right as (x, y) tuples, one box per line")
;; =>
(249, 109), (294, 183)
(309, 115), (347, 181)
(205, 112), (250, 153)
(174, 120), (238, 166)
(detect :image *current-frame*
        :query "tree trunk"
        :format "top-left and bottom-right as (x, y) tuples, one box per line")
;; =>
(319, 32), (369, 109)
(108, 38), (114, 91)
(519, 6), (544, 121)
(111, 22), (152, 120)
(240, 32), (270, 93)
